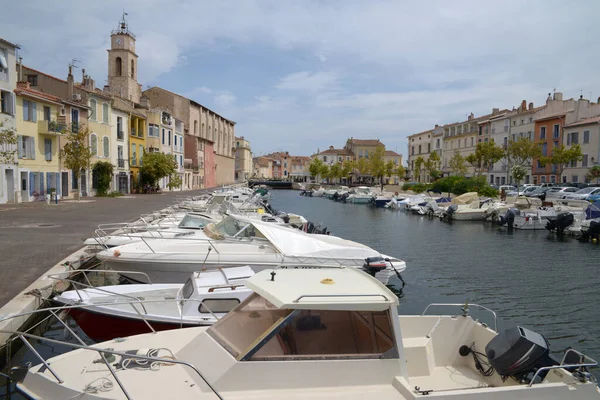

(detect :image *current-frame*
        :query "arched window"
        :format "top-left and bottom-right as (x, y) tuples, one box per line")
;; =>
(103, 136), (110, 158)
(89, 99), (97, 120)
(102, 102), (109, 123)
(201, 123), (205, 137)
(131, 60), (135, 78)
(194, 120), (198, 135)
(90, 133), (98, 156)
(115, 57), (122, 77)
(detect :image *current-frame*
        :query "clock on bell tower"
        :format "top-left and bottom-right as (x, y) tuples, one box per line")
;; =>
(106, 12), (141, 104)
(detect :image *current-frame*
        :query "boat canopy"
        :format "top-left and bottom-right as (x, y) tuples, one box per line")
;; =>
(452, 192), (479, 205)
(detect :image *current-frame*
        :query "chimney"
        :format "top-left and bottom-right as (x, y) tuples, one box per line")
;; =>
(17, 81), (30, 89)
(529, 102), (534, 110)
(521, 100), (526, 111)
(554, 92), (563, 101)
(82, 68), (86, 83)
(67, 65), (74, 99)
(329, 145), (334, 149)
(139, 96), (151, 109)
(492, 108), (499, 115)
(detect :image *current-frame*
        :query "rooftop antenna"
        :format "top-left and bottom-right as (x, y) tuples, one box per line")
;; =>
(69, 58), (80, 70)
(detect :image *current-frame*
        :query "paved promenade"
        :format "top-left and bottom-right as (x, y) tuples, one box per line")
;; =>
(0, 191), (206, 308)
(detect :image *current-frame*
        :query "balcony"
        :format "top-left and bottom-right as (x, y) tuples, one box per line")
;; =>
(38, 120), (65, 135)
(117, 158), (127, 168)
(117, 130), (124, 141)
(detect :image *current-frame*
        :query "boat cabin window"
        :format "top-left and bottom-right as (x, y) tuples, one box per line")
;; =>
(199, 298), (241, 313)
(181, 278), (194, 299)
(178, 214), (211, 229)
(208, 294), (396, 361)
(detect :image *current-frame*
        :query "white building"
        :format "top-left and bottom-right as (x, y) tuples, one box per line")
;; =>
(487, 109), (513, 185)
(158, 110), (173, 190)
(173, 117), (184, 190)
(0, 38), (19, 203)
(110, 98), (130, 193)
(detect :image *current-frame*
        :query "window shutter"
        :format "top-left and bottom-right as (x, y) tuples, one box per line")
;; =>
(567, 134), (571, 145)
(46, 172), (51, 194)
(39, 172), (44, 194)
(11, 93), (15, 116)
(56, 172), (61, 196)
(17, 136), (23, 159)
(29, 172), (34, 196)
(45, 138), (51, 161)
(32, 102), (37, 122)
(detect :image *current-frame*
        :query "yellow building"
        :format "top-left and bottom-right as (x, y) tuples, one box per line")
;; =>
(14, 82), (63, 201)
(129, 112), (146, 190)
(344, 138), (384, 160)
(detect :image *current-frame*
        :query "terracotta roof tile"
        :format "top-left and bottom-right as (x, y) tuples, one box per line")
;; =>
(14, 86), (62, 104)
(348, 138), (383, 146)
(565, 116), (600, 127)
(385, 150), (401, 157)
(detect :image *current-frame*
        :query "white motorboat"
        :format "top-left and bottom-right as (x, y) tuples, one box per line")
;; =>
(347, 186), (374, 204)
(18, 267), (599, 399)
(51, 266), (254, 342)
(311, 187), (326, 197)
(96, 215), (406, 284)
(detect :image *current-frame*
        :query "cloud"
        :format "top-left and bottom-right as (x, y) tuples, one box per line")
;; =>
(214, 92), (236, 107)
(276, 71), (339, 92)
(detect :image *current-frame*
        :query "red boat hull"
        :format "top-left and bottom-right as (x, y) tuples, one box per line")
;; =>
(66, 308), (200, 342)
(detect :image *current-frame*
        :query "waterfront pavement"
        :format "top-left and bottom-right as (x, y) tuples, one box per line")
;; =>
(0, 191), (207, 308)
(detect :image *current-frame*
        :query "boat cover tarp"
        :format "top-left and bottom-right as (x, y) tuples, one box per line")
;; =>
(452, 192), (479, 205)
(586, 201), (600, 219)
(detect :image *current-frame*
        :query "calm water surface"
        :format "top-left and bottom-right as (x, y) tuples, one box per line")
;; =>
(2, 189), (599, 397)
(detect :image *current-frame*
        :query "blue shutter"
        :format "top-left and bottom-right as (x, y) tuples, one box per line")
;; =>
(23, 100), (29, 121)
(30, 137), (35, 160)
(29, 172), (34, 196)
(17, 136), (23, 159)
(56, 172), (61, 196)
(31, 102), (37, 122)
(46, 172), (51, 194)
(40, 172), (44, 195)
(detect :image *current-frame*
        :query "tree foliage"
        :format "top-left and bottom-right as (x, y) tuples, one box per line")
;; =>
(309, 157), (324, 178)
(329, 162), (342, 183)
(167, 174), (182, 190)
(424, 151), (442, 181)
(448, 150), (468, 176)
(414, 156), (425, 182)
(384, 160), (396, 178)
(60, 126), (94, 200)
(0, 119), (17, 165)
(465, 141), (504, 176)
(587, 165), (600, 183)
(319, 164), (330, 182)
(539, 144), (583, 178)
(511, 165), (527, 188)
(504, 137), (541, 169)
(395, 164), (406, 180)
(92, 161), (114, 196)
(356, 157), (370, 175)
(140, 152), (178, 186)
(369, 145), (387, 183)
(341, 160), (354, 178)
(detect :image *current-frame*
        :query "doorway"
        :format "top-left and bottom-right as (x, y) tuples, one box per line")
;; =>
(4, 169), (14, 203)
(20, 171), (28, 201)
(118, 174), (128, 194)
(62, 172), (69, 198)
(80, 170), (87, 197)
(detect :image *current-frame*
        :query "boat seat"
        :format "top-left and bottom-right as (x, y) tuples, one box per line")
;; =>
(402, 337), (435, 377)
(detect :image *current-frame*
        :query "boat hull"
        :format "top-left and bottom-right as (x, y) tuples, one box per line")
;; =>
(451, 211), (486, 221)
(350, 197), (372, 204)
(374, 199), (391, 208)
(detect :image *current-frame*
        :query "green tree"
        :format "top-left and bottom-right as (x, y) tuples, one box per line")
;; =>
(357, 157), (370, 176)
(92, 161), (114, 196)
(309, 157), (324, 179)
(587, 165), (600, 183)
(384, 160), (396, 182)
(329, 162), (342, 183)
(539, 144), (583, 180)
(167, 174), (183, 190)
(60, 126), (94, 200)
(511, 165), (527, 189)
(0, 119), (17, 165)
(369, 145), (387, 185)
(140, 152), (178, 187)
(465, 141), (504, 176)
(504, 137), (542, 168)
(424, 152), (442, 181)
(414, 156), (425, 182)
(341, 159), (354, 180)
(448, 150), (468, 176)
(395, 164), (406, 181)
(319, 164), (330, 183)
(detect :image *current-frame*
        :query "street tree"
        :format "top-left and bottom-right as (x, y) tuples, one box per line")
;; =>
(60, 126), (94, 200)
(511, 165), (527, 189)
(329, 162), (342, 184)
(0, 119), (17, 165)
(539, 144), (583, 180)
(448, 150), (468, 176)
(369, 145), (387, 186)
(587, 165), (600, 183)
(341, 159), (354, 182)
(414, 156), (425, 182)
(504, 137), (542, 168)
(465, 141), (504, 176)
(167, 174), (183, 190)
(394, 164), (406, 181)
(384, 160), (396, 183)
(309, 157), (324, 179)
(356, 157), (370, 177)
(92, 161), (114, 196)
(140, 151), (178, 187)
(319, 164), (331, 183)
(424, 151), (442, 181)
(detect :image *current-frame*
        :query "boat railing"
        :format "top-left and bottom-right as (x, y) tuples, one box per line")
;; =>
(3, 327), (223, 399)
(293, 293), (389, 303)
(421, 302), (498, 332)
(133, 234), (222, 255)
(528, 348), (598, 387)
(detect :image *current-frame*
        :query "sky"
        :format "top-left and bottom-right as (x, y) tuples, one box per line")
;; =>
(2, 1), (600, 160)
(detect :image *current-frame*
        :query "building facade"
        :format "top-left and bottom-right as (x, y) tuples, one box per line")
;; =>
(253, 156), (273, 179)
(110, 97), (130, 193)
(407, 129), (432, 182)
(290, 156), (311, 182)
(234, 136), (252, 182)
(0, 37), (19, 203)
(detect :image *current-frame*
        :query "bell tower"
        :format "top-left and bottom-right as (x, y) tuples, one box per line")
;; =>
(107, 13), (141, 103)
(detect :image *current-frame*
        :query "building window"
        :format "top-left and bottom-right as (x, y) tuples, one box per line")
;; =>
(553, 124), (560, 139)
(583, 154), (588, 167)
(583, 130), (590, 144)
(323, 156), (327, 162)
(540, 175), (546, 183)
(436, 138), (440, 148)
(117, 116), (123, 140)
(89, 99), (97, 121)
(541, 143), (547, 156)
(162, 128), (165, 144)
(0, 90), (14, 115)
(567, 132), (579, 145)
(540, 126), (546, 140)
(550, 175), (556, 183)
(43, 106), (51, 121)
(572, 175), (579, 183)
(22, 99), (37, 122)
(168, 130), (171, 146)
(44, 138), (52, 161)
(131, 60), (135, 78)
(90, 133), (98, 155)
(17, 136), (34, 159)
(102, 102), (109, 123)
(174, 135), (177, 147)
(512, 121), (516, 126)
(115, 57), (122, 77)
(103, 136), (109, 158)
(0, 49), (8, 81)
(418, 145), (421, 154)
(139, 144), (144, 165)
(131, 143), (137, 166)
(470, 137), (474, 146)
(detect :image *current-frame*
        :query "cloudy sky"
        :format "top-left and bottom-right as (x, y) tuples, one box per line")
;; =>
(2, 1), (599, 159)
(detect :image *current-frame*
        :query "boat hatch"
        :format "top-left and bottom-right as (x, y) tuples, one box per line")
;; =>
(207, 293), (399, 361)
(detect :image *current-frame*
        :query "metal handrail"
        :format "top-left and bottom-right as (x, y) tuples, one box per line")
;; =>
(293, 293), (389, 303)
(3, 329), (223, 399)
(421, 303), (498, 332)
(528, 348), (598, 386)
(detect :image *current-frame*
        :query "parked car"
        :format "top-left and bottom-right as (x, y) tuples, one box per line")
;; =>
(519, 185), (540, 196)
(562, 187), (600, 200)
(498, 185), (517, 196)
(539, 183), (555, 188)
(545, 186), (579, 199)
(526, 187), (551, 200)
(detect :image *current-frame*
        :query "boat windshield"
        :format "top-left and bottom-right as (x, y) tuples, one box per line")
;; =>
(208, 293), (397, 361)
(205, 217), (267, 240)
(178, 214), (212, 229)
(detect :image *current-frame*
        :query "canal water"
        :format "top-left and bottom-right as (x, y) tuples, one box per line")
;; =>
(1, 189), (599, 398)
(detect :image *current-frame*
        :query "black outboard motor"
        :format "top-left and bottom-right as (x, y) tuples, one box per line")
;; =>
(362, 257), (388, 277)
(332, 192), (339, 202)
(497, 208), (518, 228)
(441, 204), (458, 221)
(485, 326), (552, 380)
(578, 219), (600, 242)
(340, 192), (350, 203)
(545, 212), (574, 234)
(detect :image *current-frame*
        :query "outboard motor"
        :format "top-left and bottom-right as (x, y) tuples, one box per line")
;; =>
(484, 326), (552, 381)
(578, 219), (600, 242)
(545, 212), (574, 234)
(362, 256), (388, 276)
(496, 208), (518, 228)
(441, 204), (458, 221)
(332, 192), (339, 202)
(278, 213), (290, 224)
